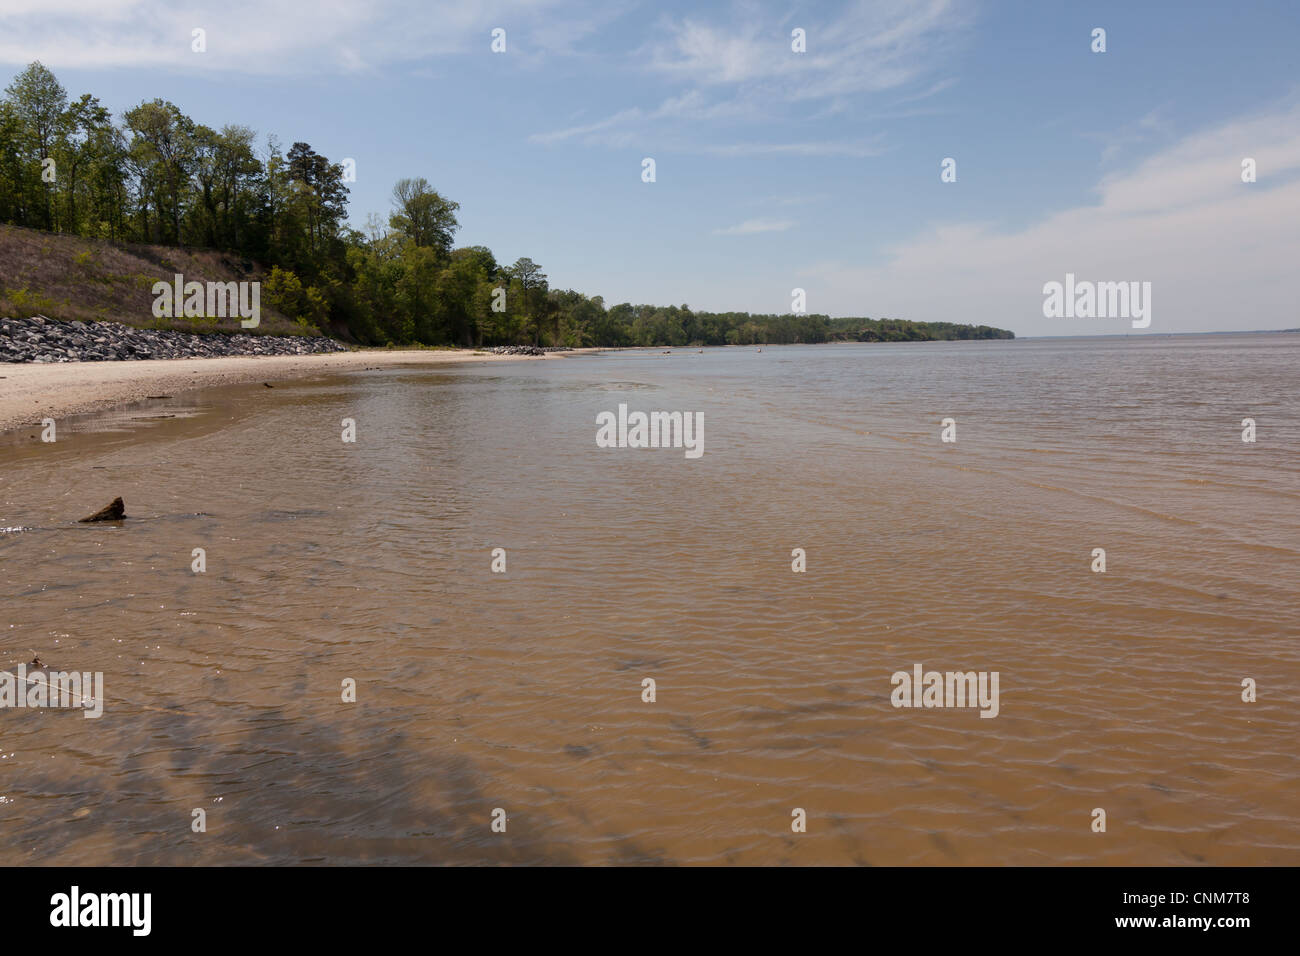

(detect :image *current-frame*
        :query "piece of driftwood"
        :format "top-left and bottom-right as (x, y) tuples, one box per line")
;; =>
(79, 497), (125, 522)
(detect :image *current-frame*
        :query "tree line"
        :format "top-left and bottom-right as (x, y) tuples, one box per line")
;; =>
(0, 62), (1013, 346)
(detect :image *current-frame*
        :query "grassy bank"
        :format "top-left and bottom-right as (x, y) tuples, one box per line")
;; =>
(0, 224), (315, 337)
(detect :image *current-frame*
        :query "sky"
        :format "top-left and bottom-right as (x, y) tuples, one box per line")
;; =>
(1, 0), (1297, 336)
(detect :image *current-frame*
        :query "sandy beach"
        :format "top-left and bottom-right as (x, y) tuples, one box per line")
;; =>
(0, 348), (588, 433)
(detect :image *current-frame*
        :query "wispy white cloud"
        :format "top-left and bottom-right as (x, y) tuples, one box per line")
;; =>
(1083, 108), (1176, 166)
(713, 218), (794, 235)
(531, 112), (883, 157)
(795, 102), (1300, 334)
(646, 0), (966, 101)
(749, 192), (830, 206)
(528, 1), (964, 154)
(703, 139), (884, 158)
(529, 90), (750, 146)
(0, 0), (599, 73)
(529, 107), (645, 147)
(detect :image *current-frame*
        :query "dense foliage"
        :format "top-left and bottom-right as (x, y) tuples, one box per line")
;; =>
(0, 62), (1013, 346)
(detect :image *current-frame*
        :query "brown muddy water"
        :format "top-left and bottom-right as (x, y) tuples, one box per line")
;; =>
(1, 336), (1297, 865)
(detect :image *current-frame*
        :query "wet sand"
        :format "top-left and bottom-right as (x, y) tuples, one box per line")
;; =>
(0, 348), (589, 434)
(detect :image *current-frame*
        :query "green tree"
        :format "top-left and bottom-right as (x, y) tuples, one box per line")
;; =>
(285, 141), (349, 267)
(389, 177), (460, 254)
(124, 99), (198, 243)
(4, 61), (67, 229)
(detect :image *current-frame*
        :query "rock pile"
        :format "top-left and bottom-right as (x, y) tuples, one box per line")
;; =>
(0, 315), (349, 363)
(485, 345), (573, 356)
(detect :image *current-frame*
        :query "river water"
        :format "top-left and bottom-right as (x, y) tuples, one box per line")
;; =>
(2, 335), (1297, 864)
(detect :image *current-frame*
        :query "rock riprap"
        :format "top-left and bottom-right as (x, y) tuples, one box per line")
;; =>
(486, 345), (573, 356)
(0, 315), (349, 363)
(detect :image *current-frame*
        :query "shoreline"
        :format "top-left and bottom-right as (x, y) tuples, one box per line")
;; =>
(0, 348), (594, 434)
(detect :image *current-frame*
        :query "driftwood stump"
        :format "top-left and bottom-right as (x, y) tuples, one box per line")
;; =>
(79, 497), (125, 522)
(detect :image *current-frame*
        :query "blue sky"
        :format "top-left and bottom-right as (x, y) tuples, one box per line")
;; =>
(3, 0), (1298, 335)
